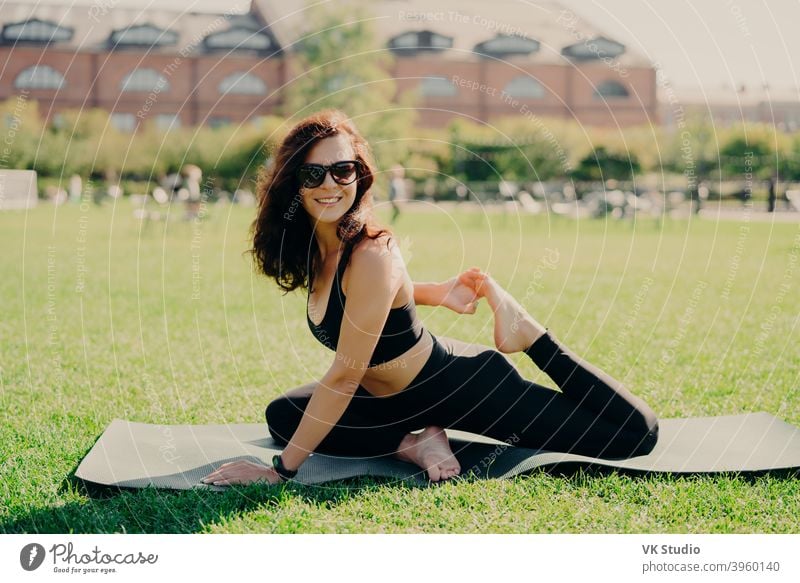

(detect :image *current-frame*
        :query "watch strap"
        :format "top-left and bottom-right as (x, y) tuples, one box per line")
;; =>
(272, 454), (298, 481)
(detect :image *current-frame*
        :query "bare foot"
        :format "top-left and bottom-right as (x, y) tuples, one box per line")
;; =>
(394, 426), (461, 481)
(473, 272), (547, 353)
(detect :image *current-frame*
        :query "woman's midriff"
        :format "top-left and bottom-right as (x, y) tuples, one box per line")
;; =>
(358, 330), (434, 397)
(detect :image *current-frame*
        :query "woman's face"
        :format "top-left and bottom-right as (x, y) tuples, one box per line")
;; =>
(299, 134), (359, 227)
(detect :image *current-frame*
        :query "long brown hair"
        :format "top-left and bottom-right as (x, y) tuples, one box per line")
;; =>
(251, 109), (391, 293)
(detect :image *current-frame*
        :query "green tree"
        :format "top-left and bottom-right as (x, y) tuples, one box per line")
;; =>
(282, 1), (416, 172)
(446, 118), (570, 182)
(719, 132), (775, 180)
(57, 108), (110, 175)
(661, 116), (718, 182)
(783, 134), (800, 181)
(0, 97), (43, 171)
(570, 146), (640, 182)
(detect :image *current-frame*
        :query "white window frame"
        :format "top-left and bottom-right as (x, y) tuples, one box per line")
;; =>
(218, 72), (267, 96)
(110, 112), (137, 132)
(120, 68), (170, 93)
(14, 65), (66, 90)
(503, 76), (545, 99)
(420, 76), (457, 97)
(594, 80), (629, 99)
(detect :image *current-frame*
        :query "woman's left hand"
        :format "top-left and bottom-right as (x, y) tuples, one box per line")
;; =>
(439, 267), (488, 314)
(201, 460), (284, 486)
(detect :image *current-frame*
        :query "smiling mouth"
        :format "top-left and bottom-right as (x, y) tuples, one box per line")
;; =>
(315, 196), (342, 205)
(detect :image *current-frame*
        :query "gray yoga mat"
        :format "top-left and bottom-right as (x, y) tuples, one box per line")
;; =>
(74, 412), (800, 491)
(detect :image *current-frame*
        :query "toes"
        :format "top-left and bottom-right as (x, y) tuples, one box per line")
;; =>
(442, 467), (460, 480)
(438, 463), (460, 481)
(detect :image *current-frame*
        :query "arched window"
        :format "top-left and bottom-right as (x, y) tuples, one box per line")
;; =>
(562, 36), (625, 60)
(503, 76), (545, 99)
(110, 113), (136, 132)
(389, 30), (453, 53)
(2, 19), (73, 43)
(155, 114), (180, 130)
(594, 80), (629, 99)
(420, 76), (457, 97)
(109, 24), (177, 47)
(14, 65), (65, 90)
(218, 72), (267, 95)
(204, 28), (272, 51)
(120, 68), (169, 93)
(474, 34), (539, 57)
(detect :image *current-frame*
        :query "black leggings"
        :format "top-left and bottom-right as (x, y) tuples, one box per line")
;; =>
(265, 329), (659, 460)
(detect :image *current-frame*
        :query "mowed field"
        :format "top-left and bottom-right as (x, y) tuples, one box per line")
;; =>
(1, 200), (799, 533)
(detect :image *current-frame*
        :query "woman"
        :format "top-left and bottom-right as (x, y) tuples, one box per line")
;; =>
(201, 110), (659, 486)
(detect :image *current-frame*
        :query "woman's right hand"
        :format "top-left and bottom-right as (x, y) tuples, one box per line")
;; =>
(439, 267), (488, 314)
(201, 460), (284, 487)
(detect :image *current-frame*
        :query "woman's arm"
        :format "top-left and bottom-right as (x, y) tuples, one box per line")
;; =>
(413, 281), (446, 306)
(414, 268), (487, 313)
(279, 238), (401, 471)
(201, 240), (399, 485)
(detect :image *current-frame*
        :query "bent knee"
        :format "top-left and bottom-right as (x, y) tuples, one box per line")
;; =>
(634, 417), (659, 456)
(265, 396), (302, 445)
(264, 397), (283, 425)
(484, 349), (515, 369)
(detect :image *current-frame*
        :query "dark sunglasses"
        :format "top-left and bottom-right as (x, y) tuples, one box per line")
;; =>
(297, 160), (360, 189)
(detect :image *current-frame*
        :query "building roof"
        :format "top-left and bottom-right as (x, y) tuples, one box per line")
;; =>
(0, 1), (279, 55)
(1, 0), (651, 66)
(254, 0), (651, 66)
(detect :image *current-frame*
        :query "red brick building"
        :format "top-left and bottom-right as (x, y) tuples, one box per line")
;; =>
(0, 0), (658, 131)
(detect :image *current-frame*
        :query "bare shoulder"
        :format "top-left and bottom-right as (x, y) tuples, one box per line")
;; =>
(350, 232), (397, 264)
(348, 233), (404, 291)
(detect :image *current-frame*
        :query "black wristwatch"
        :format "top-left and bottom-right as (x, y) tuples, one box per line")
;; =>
(272, 454), (298, 481)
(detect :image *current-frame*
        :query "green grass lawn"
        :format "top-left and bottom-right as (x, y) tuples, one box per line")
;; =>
(1, 201), (799, 533)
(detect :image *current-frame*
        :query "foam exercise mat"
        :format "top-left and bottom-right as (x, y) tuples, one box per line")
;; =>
(74, 413), (800, 491)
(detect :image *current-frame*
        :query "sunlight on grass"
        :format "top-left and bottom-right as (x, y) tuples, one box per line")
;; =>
(1, 202), (798, 533)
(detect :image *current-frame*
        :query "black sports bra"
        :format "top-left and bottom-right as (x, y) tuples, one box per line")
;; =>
(306, 247), (425, 367)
